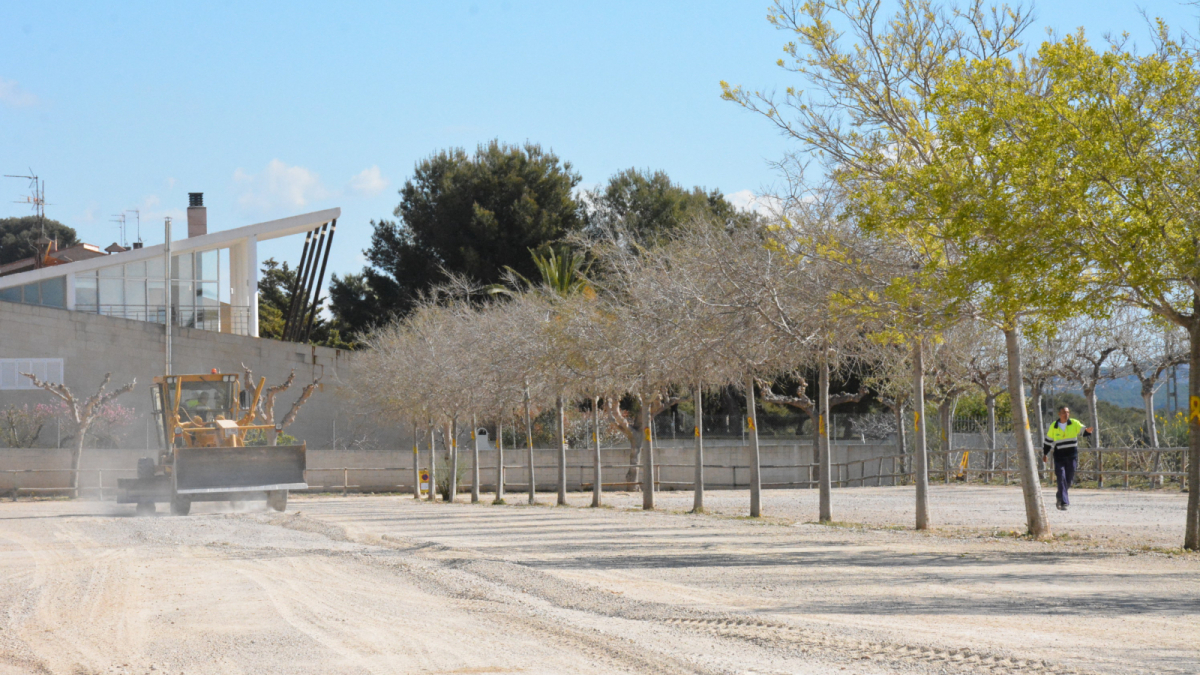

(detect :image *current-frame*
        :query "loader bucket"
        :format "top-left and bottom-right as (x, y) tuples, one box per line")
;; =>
(174, 444), (307, 495)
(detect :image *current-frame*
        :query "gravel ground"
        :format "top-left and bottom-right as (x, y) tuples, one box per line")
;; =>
(0, 486), (1195, 674)
(572, 484), (1193, 551)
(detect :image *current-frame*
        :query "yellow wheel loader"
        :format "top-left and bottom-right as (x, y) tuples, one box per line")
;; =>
(117, 373), (307, 515)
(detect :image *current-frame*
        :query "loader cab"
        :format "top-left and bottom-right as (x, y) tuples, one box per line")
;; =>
(151, 374), (240, 450)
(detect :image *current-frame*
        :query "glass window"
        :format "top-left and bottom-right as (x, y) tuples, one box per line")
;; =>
(125, 278), (146, 307)
(125, 260), (146, 278)
(146, 256), (164, 279)
(198, 250), (217, 281)
(147, 279), (165, 307)
(75, 274), (97, 307)
(198, 282), (218, 305)
(171, 281), (193, 308)
(172, 253), (192, 282)
(0, 286), (20, 303)
(99, 277), (123, 306)
(39, 277), (65, 308)
(21, 283), (38, 304)
(98, 264), (123, 278)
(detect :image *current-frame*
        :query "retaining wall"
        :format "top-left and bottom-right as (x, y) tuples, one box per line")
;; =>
(0, 441), (905, 495)
(0, 300), (399, 450)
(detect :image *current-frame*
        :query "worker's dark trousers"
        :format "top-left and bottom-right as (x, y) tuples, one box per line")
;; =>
(1054, 452), (1078, 506)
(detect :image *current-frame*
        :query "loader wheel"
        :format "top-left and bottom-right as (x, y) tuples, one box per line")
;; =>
(267, 490), (287, 512)
(135, 502), (155, 517)
(170, 496), (191, 516)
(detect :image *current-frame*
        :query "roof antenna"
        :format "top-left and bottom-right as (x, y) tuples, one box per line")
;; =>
(126, 208), (142, 247)
(110, 212), (127, 247)
(4, 170), (45, 238)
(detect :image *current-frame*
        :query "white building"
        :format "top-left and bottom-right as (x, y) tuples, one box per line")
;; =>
(0, 197), (389, 453)
(0, 195), (339, 338)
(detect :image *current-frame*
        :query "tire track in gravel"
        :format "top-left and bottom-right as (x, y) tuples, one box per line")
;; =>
(239, 513), (734, 675)
(0, 521), (150, 675)
(259, 511), (1097, 675)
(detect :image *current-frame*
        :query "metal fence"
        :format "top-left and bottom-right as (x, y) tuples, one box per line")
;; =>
(929, 446), (1188, 488)
(0, 447), (1186, 500)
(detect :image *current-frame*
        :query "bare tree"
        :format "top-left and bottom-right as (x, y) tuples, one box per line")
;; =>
(861, 342), (913, 474)
(1120, 320), (1188, 486)
(759, 375), (868, 484)
(583, 227), (698, 511)
(1059, 316), (1130, 486)
(240, 364), (321, 445)
(924, 329), (974, 479)
(965, 330), (1007, 476)
(21, 372), (135, 495)
(1021, 333), (1068, 477)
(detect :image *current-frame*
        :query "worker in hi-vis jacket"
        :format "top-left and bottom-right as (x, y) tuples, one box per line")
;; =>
(1042, 406), (1094, 511)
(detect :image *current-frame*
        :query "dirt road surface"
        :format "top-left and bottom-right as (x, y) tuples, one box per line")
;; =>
(0, 485), (1195, 674)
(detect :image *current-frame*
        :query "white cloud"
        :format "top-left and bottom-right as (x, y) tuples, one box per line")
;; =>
(136, 195), (185, 237)
(0, 78), (38, 108)
(233, 159), (331, 214)
(348, 165), (389, 197)
(725, 189), (781, 217)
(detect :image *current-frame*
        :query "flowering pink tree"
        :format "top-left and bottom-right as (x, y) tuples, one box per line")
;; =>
(1, 404), (57, 448)
(48, 401), (136, 448)
(21, 372), (135, 494)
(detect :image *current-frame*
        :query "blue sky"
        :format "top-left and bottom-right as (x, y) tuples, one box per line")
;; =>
(2, 1), (1197, 288)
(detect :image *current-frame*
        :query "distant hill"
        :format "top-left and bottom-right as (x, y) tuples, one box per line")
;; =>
(1087, 366), (1188, 412)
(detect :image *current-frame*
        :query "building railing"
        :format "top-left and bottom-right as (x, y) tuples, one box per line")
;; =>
(75, 304), (252, 335)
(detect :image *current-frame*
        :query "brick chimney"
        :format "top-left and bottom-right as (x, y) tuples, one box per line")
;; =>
(187, 192), (207, 238)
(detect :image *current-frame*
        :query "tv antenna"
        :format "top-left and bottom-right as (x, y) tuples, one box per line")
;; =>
(4, 171), (45, 237)
(126, 208), (141, 246)
(110, 212), (127, 247)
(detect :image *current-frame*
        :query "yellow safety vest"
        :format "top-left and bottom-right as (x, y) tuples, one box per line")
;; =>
(1043, 418), (1087, 455)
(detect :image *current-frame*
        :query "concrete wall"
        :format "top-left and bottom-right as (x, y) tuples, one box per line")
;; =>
(0, 441), (907, 495)
(0, 300), (399, 451)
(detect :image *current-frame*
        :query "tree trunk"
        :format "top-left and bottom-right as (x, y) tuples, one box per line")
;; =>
(894, 402), (908, 478)
(625, 441), (641, 486)
(556, 395), (567, 506)
(495, 421), (505, 504)
(939, 397), (957, 457)
(447, 419), (458, 503)
(1145, 391), (1162, 488)
(625, 403), (642, 487)
(818, 356), (832, 522)
(1085, 385), (1102, 487)
(747, 376), (762, 518)
(913, 338), (929, 530)
(693, 386), (705, 513)
(427, 425), (436, 502)
(1004, 325), (1050, 538)
(1031, 384), (1046, 478)
(1185, 312), (1200, 550)
(591, 398), (601, 508)
(70, 422), (88, 496)
(524, 390), (536, 505)
(471, 414), (480, 504)
(640, 396), (655, 510)
(412, 421), (421, 500)
(986, 395), (997, 480)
